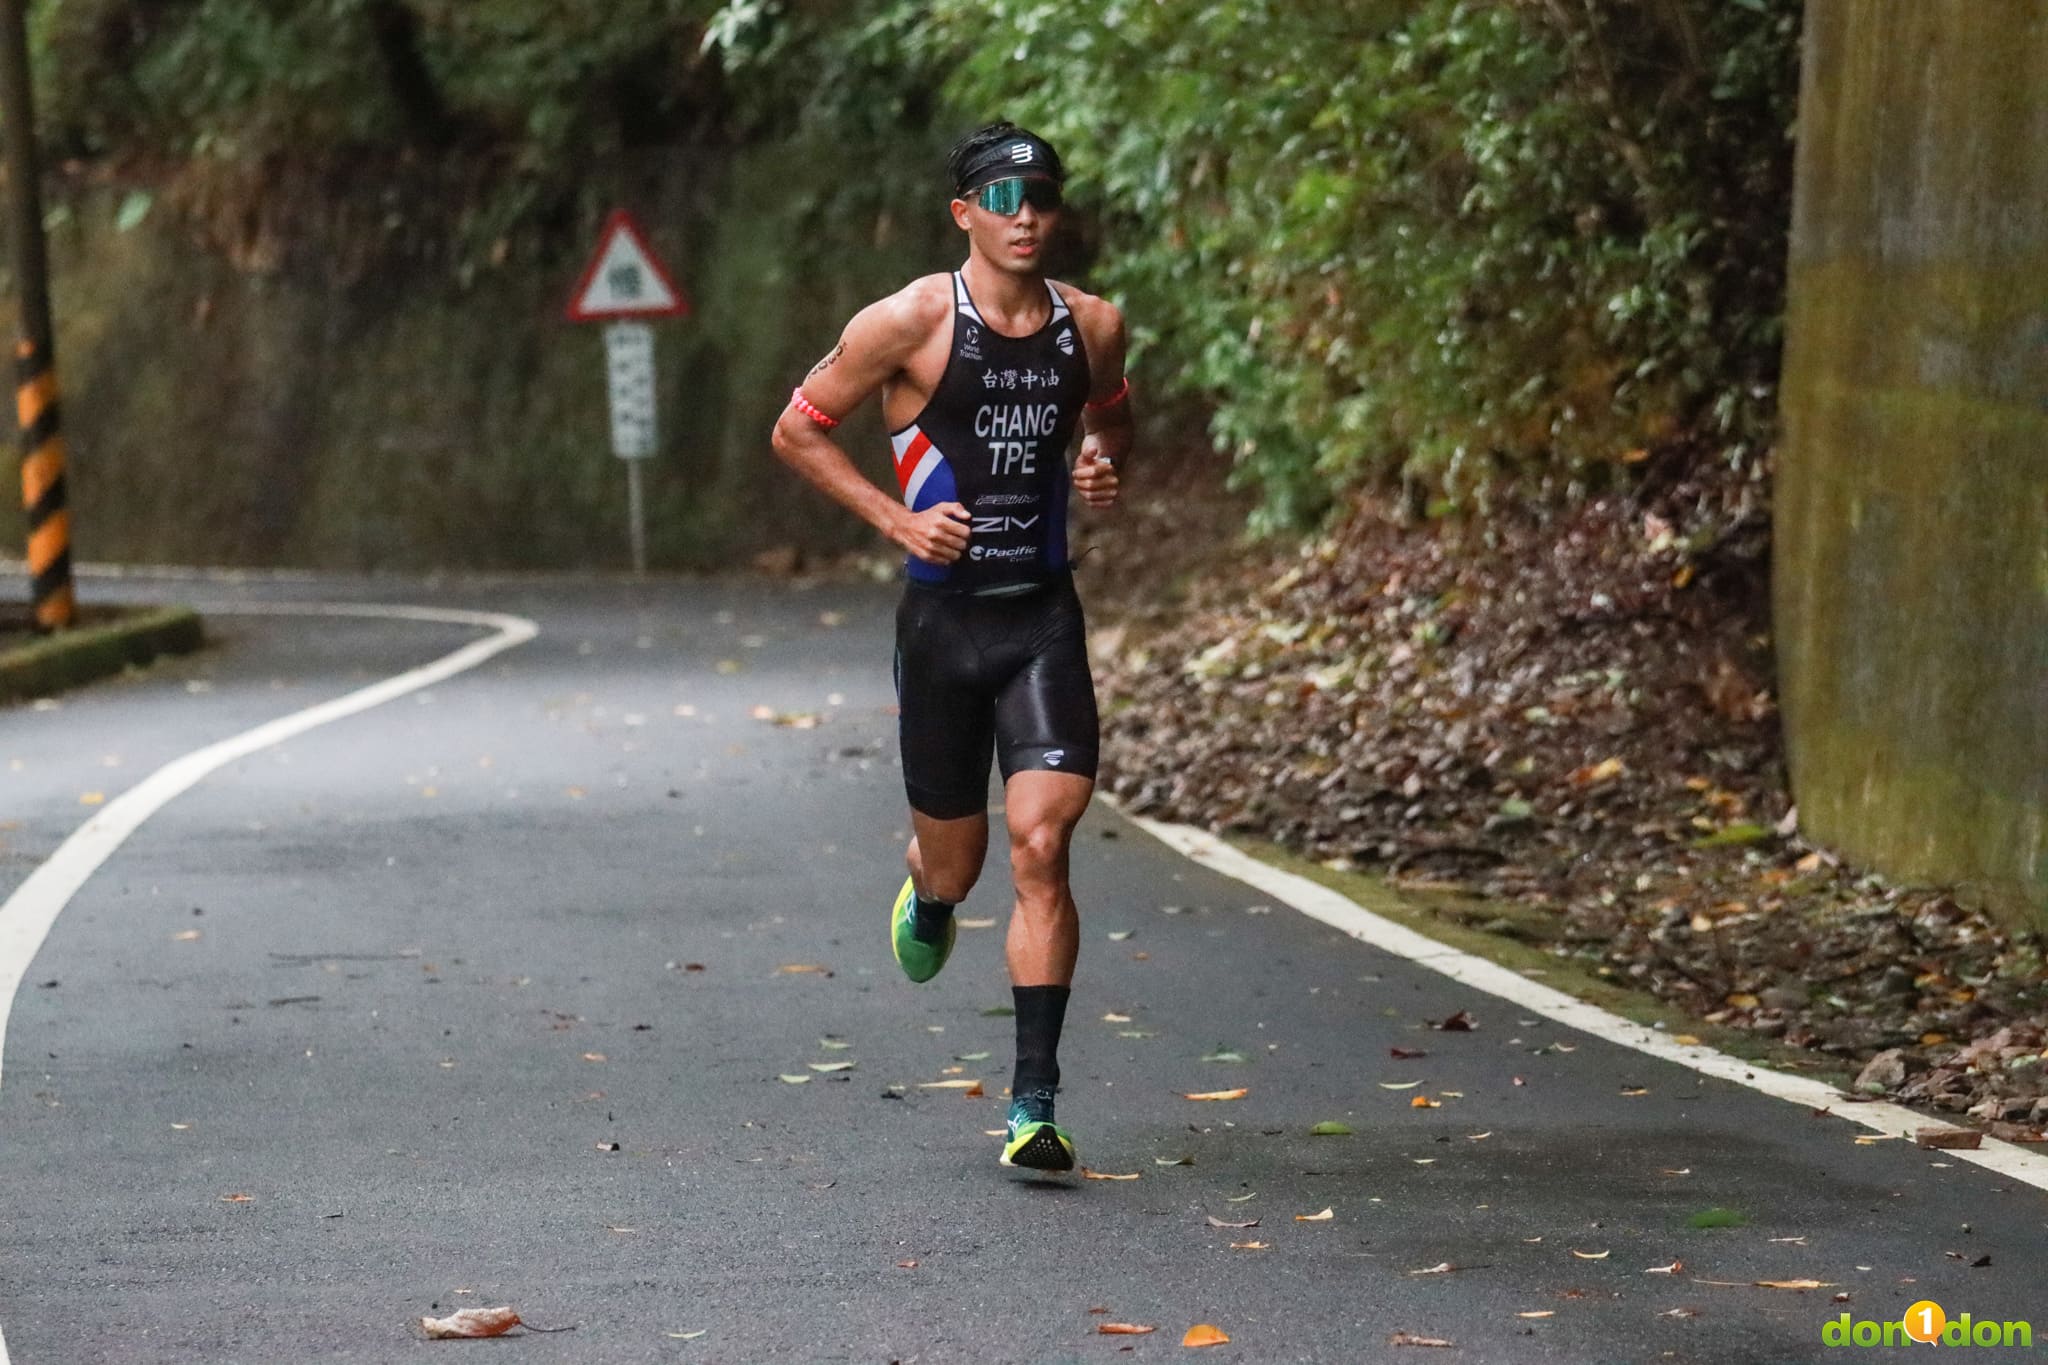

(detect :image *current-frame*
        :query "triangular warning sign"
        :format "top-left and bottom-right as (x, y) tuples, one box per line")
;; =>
(566, 210), (690, 322)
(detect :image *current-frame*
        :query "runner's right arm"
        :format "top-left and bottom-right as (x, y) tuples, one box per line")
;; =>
(770, 287), (971, 565)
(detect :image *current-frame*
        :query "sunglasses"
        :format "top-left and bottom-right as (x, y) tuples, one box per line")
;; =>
(968, 177), (1063, 215)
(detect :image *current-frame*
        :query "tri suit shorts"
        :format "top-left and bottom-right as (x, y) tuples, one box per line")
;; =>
(893, 574), (1100, 820)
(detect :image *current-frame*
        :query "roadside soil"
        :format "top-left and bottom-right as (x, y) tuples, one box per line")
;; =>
(1076, 445), (2048, 1139)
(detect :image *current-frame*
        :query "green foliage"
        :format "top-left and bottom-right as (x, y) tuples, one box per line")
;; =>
(32, 0), (1801, 527)
(928, 0), (1801, 524)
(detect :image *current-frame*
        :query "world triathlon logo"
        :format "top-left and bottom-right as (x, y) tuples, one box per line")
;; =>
(1823, 1301), (2034, 1349)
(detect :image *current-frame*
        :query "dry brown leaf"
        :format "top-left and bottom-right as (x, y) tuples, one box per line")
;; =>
(581, 1052), (606, 1063)
(1205, 1215), (1259, 1229)
(1183, 1324), (1230, 1348)
(1231, 1241), (1269, 1251)
(1646, 1260), (1683, 1274)
(219, 1193), (254, 1203)
(1083, 1168), (1142, 1181)
(962, 1080), (985, 1097)
(918, 1078), (982, 1090)
(777, 963), (831, 975)
(1295, 1207), (1334, 1222)
(1390, 1332), (1455, 1348)
(1754, 1279), (1834, 1291)
(1411, 1096), (1440, 1109)
(1184, 1088), (1248, 1101)
(896, 1259), (918, 1269)
(1914, 1127), (1981, 1151)
(421, 1306), (521, 1339)
(1098, 1323), (1156, 1336)
(1516, 1311), (1555, 1319)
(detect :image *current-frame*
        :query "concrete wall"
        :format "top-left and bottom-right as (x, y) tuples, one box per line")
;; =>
(1775, 1), (2048, 924)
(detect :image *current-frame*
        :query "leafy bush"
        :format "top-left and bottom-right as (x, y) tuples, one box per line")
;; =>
(928, 0), (1800, 525)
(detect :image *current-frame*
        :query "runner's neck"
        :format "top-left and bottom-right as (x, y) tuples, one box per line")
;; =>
(959, 255), (1051, 336)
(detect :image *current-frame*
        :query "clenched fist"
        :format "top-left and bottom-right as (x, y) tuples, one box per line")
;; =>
(893, 502), (972, 564)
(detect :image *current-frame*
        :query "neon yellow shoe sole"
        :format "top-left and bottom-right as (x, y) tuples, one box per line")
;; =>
(889, 876), (954, 983)
(1000, 1119), (1076, 1171)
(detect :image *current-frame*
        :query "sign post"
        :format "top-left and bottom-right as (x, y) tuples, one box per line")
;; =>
(566, 210), (690, 576)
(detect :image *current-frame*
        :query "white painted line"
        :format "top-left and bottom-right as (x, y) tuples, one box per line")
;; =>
(0, 603), (538, 1093)
(1125, 814), (2048, 1194)
(0, 602), (535, 1365)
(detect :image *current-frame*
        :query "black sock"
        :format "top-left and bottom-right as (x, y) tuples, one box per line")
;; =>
(911, 893), (954, 945)
(1011, 984), (1071, 1098)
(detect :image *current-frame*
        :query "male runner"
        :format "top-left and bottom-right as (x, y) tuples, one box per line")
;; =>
(770, 121), (1132, 1171)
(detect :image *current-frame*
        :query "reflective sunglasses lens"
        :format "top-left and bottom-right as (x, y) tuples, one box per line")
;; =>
(978, 179), (1025, 215)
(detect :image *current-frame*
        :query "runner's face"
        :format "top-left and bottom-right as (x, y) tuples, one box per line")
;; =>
(951, 179), (1062, 274)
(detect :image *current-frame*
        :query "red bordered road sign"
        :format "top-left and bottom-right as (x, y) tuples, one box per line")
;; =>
(566, 210), (690, 322)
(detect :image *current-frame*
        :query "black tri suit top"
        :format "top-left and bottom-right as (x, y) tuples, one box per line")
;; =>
(888, 271), (1102, 819)
(890, 272), (1092, 594)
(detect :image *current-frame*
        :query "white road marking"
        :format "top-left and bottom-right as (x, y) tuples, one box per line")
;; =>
(1126, 814), (2048, 1194)
(0, 602), (537, 1365)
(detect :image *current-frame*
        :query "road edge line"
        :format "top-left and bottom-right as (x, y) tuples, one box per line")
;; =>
(0, 603), (538, 1092)
(1122, 812), (2048, 1194)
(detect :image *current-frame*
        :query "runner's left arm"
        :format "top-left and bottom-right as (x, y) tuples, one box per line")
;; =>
(1072, 299), (1131, 510)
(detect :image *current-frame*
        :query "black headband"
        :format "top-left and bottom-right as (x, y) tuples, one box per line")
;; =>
(955, 133), (1063, 196)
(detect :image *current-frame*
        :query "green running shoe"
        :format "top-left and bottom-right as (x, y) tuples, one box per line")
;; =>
(889, 876), (954, 984)
(1000, 1088), (1075, 1171)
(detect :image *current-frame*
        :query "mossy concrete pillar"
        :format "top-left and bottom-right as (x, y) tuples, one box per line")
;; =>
(1776, 2), (2048, 926)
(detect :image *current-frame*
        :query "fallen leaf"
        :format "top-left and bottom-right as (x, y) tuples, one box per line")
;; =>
(1389, 1046), (1428, 1059)
(963, 1081), (985, 1097)
(1660, 1308), (1699, 1319)
(1571, 1250), (1610, 1260)
(581, 1052), (607, 1063)
(1379, 1080), (1423, 1090)
(1620, 1087), (1649, 1097)
(819, 1038), (854, 1050)
(1295, 1208), (1334, 1222)
(1230, 1241), (1269, 1251)
(1408, 1262), (1457, 1276)
(219, 1194), (254, 1203)
(1466, 1132), (1493, 1141)
(917, 1079), (982, 1089)
(807, 1061), (857, 1073)
(777, 964), (831, 975)
(1183, 1324), (1230, 1348)
(665, 1330), (708, 1340)
(956, 1050), (991, 1062)
(957, 917), (997, 929)
(778, 1073), (811, 1084)
(79, 792), (105, 806)
(1184, 1088), (1248, 1101)
(1411, 1096), (1441, 1109)
(1201, 1050), (1248, 1064)
(1646, 1260), (1683, 1274)
(1225, 1192), (1255, 1201)
(595, 1142), (621, 1153)
(1432, 1011), (1476, 1032)
(1914, 1127), (1981, 1150)
(1412, 1158), (1437, 1165)
(1389, 1332), (1454, 1348)
(1083, 1169), (1141, 1181)
(1098, 1323), (1155, 1336)
(1516, 1311), (1555, 1319)
(1754, 1280), (1835, 1291)
(1107, 931), (1134, 942)
(1310, 1121), (1353, 1136)
(173, 929), (202, 942)
(1103, 1012), (1134, 1023)
(1156, 1156), (1195, 1166)
(1673, 1034), (1702, 1046)
(421, 1306), (522, 1340)
(1205, 1215), (1259, 1229)
(896, 1259), (918, 1269)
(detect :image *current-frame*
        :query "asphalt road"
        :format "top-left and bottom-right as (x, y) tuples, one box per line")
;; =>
(2, 572), (2044, 1364)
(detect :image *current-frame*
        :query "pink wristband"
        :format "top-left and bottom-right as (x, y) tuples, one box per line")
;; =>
(1085, 376), (1131, 411)
(790, 388), (841, 430)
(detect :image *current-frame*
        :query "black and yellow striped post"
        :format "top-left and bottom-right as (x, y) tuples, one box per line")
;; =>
(1, 0), (74, 629)
(17, 340), (70, 627)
